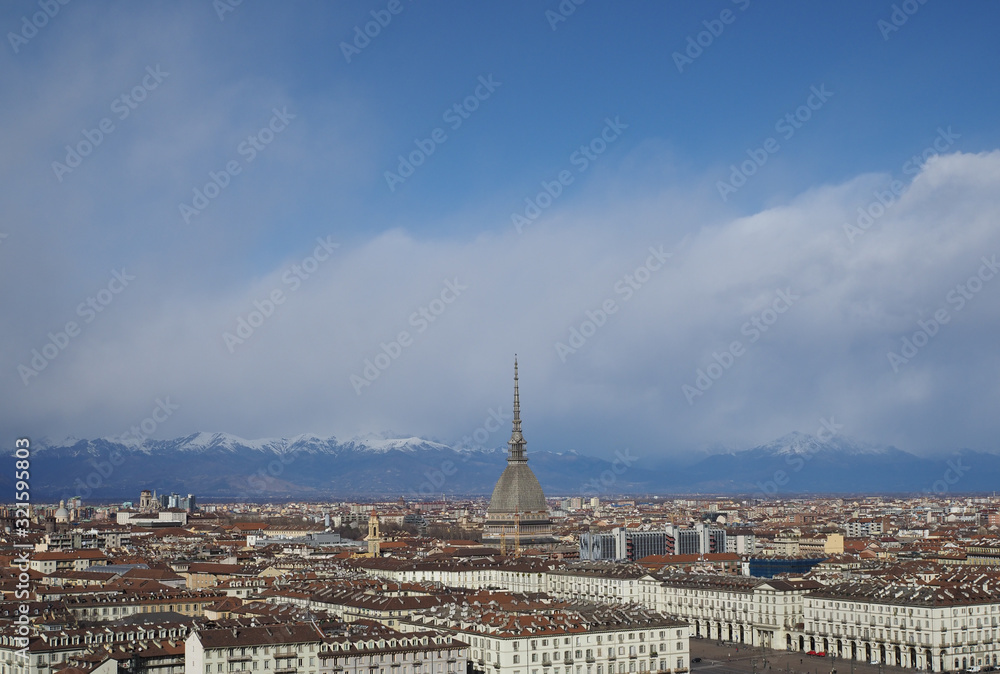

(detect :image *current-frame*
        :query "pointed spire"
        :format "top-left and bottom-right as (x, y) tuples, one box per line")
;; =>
(508, 355), (527, 463)
(513, 355), (521, 432)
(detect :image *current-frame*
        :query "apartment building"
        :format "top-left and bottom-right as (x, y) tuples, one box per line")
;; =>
(641, 573), (820, 649)
(547, 565), (650, 606)
(802, 577), (1000, 672)
(318, 627), (466, 674)
(404, 604), (690, 674)
(0, 622), (189, 674)
(185, 623), (325, 674)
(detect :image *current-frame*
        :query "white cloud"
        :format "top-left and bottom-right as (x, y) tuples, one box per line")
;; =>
(5, 148), (1000, 458)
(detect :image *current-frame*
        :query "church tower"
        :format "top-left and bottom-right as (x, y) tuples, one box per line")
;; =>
(482, 357), (555, 547)
(367, 509), (382, 557)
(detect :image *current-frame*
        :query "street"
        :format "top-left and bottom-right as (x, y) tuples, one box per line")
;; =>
(690, 638), (931, 674)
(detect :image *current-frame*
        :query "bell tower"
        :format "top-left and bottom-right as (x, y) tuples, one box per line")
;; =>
(367, 509), (382, 557)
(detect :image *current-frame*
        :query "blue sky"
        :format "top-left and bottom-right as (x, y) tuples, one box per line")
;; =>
(3, 0), (1000, 460)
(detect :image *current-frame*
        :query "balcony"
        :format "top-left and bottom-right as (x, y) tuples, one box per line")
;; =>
(587, 657), (596, 663)
(275, 669), (297, 674)
(274, 651), (297, 659)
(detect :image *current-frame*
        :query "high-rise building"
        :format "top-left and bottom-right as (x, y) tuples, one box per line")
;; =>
(579, 530), (617, 560)
(482, 358), (555, 547)
(581, 524), (727, 561)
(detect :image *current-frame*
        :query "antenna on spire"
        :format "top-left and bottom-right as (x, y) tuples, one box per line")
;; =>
(513, 355), (520, 431)
(508, 355), (527, 463)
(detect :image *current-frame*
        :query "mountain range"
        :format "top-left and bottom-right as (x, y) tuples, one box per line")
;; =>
(5, 431), (993, 501)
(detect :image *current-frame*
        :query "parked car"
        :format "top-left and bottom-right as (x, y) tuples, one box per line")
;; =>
(816, 652), (827, 657)
(693, 658), (702, 663)
(808, 651), (817, 656)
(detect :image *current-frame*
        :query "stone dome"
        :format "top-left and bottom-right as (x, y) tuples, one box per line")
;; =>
(55, 500), (70, 522)
(488, 463), (549, 514)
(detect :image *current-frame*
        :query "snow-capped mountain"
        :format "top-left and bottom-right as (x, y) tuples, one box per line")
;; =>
(8, 431), (995, 500)
(745, 431), (900, 458)
(13, 433), (624, 501)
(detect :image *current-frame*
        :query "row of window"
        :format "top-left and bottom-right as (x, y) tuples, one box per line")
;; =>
(206, 657), (315, 672)
(813, 602), (1000, 617)
(513, 656), (685, 674)
(214, 646), (316, 657)
(504, 643), (683, 664)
